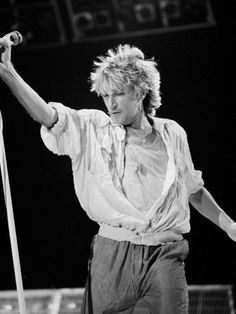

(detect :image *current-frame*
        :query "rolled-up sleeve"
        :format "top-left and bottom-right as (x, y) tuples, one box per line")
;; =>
(181, 128), (204, 195)
(40, 102), (86, 159)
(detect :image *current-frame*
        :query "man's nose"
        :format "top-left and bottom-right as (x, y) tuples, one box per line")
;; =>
(108, 95), (117, 110)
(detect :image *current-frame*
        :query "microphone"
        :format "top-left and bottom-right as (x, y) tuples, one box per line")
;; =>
(0, 31), (23, 46)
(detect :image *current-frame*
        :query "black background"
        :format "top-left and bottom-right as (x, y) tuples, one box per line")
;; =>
(0, 1), (235, 297)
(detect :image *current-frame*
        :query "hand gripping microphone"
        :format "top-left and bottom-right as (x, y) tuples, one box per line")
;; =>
(0, 31), (23, 46)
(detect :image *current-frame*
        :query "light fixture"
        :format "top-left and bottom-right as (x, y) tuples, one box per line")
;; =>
(159, 0), (181, 26)
(94, 10), (112, 29)
(181, 0), (210, 24)
(73, 11), (94, 32)
(72, 9), (112, 39)
(134, 3), (156, 24)
(159, 0), (214, 27)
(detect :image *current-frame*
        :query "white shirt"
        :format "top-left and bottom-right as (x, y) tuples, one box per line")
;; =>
(41, 102), (204, 245)
(122, 135), (168, 213)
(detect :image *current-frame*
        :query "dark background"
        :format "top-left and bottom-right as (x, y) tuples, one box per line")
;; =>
(0, 0), (235, 296)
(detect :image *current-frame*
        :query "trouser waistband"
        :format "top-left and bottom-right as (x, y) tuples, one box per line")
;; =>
(98, 224), (183, 246)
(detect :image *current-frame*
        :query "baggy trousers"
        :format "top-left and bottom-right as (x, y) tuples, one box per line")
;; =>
(81, 235), (189, 314)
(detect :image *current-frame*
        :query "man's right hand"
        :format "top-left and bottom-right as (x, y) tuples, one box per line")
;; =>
(0, 37), (12, 73)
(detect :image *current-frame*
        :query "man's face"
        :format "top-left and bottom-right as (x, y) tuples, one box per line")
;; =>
(102, 87), (141, 126)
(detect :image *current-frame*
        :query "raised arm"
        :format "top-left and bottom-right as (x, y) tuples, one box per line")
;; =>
(0, 36), (57, 128)
(189, 187), (236, 241)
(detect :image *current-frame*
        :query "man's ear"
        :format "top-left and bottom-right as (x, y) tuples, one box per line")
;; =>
(140, 93), (147, 103)
(137, 91), (146, 101)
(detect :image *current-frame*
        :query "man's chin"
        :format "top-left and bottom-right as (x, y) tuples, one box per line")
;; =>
(111, 116), (123, 125)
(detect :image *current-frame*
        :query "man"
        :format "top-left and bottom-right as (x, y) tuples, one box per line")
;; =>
(0, 39), (235, 313)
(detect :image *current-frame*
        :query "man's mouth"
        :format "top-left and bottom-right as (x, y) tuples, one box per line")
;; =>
(110, 111), (121, 115)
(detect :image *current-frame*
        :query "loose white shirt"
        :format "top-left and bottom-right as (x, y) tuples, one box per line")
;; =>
(122, 134), (168, 213)
(41, 102), (204, 245)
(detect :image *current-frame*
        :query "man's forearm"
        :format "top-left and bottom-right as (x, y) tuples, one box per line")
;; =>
(189, 187), (234, 233)
(1, 64), (57, 127)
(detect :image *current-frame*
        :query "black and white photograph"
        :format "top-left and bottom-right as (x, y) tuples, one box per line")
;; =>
(0, 1), (235, 313)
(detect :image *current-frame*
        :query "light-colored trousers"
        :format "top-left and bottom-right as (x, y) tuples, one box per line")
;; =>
(81, 235), (189, 314)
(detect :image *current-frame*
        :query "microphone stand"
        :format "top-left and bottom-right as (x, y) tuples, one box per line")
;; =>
(0, 110), (27, 314)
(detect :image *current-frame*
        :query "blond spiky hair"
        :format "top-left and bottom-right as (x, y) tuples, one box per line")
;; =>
(90, 44), (162, 116)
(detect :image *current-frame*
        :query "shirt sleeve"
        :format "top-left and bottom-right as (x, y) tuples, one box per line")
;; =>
(40, 102), (89, 159)
(180, 127), (204, 195)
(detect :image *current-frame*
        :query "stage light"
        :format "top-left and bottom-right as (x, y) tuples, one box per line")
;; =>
(0, 0), (215, 49)
(65, 0), (215, 41)
(94, 10), (112, 28)
(114, 1), (162, 33)
(181, 0), (210, 24)
(72, 9), (113, 39)
(134, 3), (156, 24)
(66, 0), (116, 41)
(73, 11), (94, 31)
(159, 0), (181, 26)
(163, 1), (180, 18)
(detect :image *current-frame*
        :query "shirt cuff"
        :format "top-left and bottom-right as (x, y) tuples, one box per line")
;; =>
(41, 102), (67, 136)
